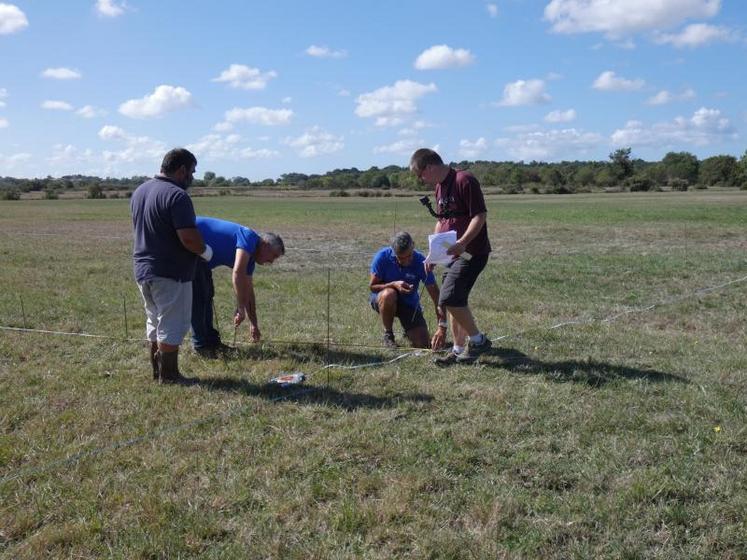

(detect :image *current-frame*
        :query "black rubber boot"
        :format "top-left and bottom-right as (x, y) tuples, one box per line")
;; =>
(150, 342), (159, 381)
(158, 350), (195, 385)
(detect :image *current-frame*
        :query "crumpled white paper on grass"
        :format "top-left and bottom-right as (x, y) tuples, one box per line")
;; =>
(425, 231), (457, 265)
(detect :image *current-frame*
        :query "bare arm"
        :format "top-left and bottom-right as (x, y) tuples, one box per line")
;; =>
(447, 212), (486, 256)
(232, 248), (252, 313)
(176, 227), (206, 255)
(426, 283), (447, 350)
(369, 273), (413, 295)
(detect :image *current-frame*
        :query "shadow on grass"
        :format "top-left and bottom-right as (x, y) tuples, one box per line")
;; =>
(188, 342), (433, 410)
(194, 376), (434, 411)
(205, 341), (390, 367)
(482, 347), (689, 387)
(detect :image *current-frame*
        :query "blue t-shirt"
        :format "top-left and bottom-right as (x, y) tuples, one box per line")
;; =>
(131, 176), (197, 283)
(370, 247), (435, 309)
(196, 216), (260, 275)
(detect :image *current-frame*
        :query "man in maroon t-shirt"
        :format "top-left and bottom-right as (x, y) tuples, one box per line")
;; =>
(410, 148), (492, 365)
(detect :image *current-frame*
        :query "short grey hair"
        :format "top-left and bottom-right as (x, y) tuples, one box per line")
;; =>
(261, 232), (285, 255)
(390, 231), (414, 254)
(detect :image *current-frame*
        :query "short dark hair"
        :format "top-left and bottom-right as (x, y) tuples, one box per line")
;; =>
(160, 148), (197, 174)
(390, 231), (414, 254)
(409, 148), (443, 172)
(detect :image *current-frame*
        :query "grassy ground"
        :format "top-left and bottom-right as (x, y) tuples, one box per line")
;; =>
(0, 191), (745, 559)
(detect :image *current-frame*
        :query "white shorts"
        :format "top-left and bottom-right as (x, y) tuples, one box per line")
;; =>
(137, 278), (192, 346)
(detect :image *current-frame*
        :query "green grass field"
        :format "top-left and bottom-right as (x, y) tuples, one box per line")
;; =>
(1, 191), (746, 559)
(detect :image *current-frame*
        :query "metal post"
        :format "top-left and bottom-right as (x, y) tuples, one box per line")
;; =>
(326, 267), (331, 387)
(19, 295), (27, 329)
(122, 293), (128, 338)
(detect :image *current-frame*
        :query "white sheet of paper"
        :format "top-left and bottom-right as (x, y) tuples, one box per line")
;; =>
(426, 231), (457, 265)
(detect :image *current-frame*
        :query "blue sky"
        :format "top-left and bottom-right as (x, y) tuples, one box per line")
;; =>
(0, 0), (745, 179)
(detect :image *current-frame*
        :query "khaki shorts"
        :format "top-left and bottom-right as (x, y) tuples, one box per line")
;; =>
(138, 277), (192, 345)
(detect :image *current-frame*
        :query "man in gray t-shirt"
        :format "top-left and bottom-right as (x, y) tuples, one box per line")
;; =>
(130, 148), (212, 384)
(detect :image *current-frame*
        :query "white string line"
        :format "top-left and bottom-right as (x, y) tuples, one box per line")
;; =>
(1, 273), (745, 369)
(0, 386), (316, 486)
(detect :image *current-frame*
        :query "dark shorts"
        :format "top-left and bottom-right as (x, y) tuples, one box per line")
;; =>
(439, 254), (489, 308)
(369, 292), (427, 332)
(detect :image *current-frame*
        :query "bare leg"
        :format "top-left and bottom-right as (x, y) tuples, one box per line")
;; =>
(405, 326), (430, 348)
(446, 305), (479, 345)
(376, 288), (398, 332)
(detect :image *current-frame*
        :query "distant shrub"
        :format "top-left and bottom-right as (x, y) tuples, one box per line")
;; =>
(44, 189), (59, 200)
(502, 184), (523, 195)
(694, 183), (708, 190)
(126, 190), (134, 198)
(219, 188), (230, 196)
(356, 190), (371, 197)
(529, 186), (540, 194)
(626, 177), (653, 192)
(329, 190), (349, 197)
(107, 192), (120, 199)
(669, 178), (689, 192)
(546, 184), (573, 194)
(87, 184), (105, 199)
(0, 189), (20, 201)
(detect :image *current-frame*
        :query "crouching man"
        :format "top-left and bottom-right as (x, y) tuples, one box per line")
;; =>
(191, 216), (285, 356)
(369, 231), (447, 349)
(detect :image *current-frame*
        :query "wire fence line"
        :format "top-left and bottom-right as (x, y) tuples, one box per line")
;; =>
(1, 272), (745, 487)
(2, 272), (745, 370)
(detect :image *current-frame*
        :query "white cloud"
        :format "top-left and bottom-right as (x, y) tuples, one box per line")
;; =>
(592, 71), (645, 91)
(212, 64), (277, 90)
(414, 44), (475, 70)
(224, 106), (294, 126)
(0, 152), (31, 170)
(496, 79), (551, 106)
(0, 88), (6, 98)
(76, 105), (108, 118)
(545, 108), (577, 123)
(655, 23), (736, 48)
(375, 116), (405, 128)
(187, 133), (279, 161)
(355, 80), (437, 123)
(544, 0), (721, 38)
(646, 88), (695, 105)
(486, 3), (499, 18)
(0, 3), (28, 34)
(305, 45), (348, 58)
(281, 96), (292, 104)
(458, 137), (488, 158)
(338, 89), (351, 97)
(611, 107), (735, 147)
(41, 67), (82, 80)
(95, 0), (125, 18)
(98, 124), (166, 164)
(42, 100), (74, 111)
(0, 101), (5, 109)
(398, 120), (430, 136)
(48, 144), (96, 167)
(0, 117), (8, 128)
(283, 126), (344, 158)
(373, 137), (423, 155)
(213, 121), (234, 132)
(495, 128), (604, 161)
(118, 85), (192, 118)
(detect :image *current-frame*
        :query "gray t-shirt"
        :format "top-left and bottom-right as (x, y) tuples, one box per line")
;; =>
(130, 176), (197, 283)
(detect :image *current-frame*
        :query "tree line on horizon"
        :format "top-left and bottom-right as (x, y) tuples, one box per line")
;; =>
(2, 148), (746, 200)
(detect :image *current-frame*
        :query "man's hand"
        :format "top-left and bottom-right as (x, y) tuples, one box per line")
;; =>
(446, 240), (466, 257)
(250, 324), (261, 342)
(391, 280), (414, 294)
(431, 327), (446, 350)
(234, 309), (245, 327)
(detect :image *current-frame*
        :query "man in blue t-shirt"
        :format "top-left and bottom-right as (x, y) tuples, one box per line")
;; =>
(191, 216), (285, 355)
(131, 148), (212, 384)
(369, 231), (447, 349)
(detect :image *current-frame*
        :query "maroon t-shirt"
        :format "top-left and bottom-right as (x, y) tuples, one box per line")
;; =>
(435, 168), (491, 256)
